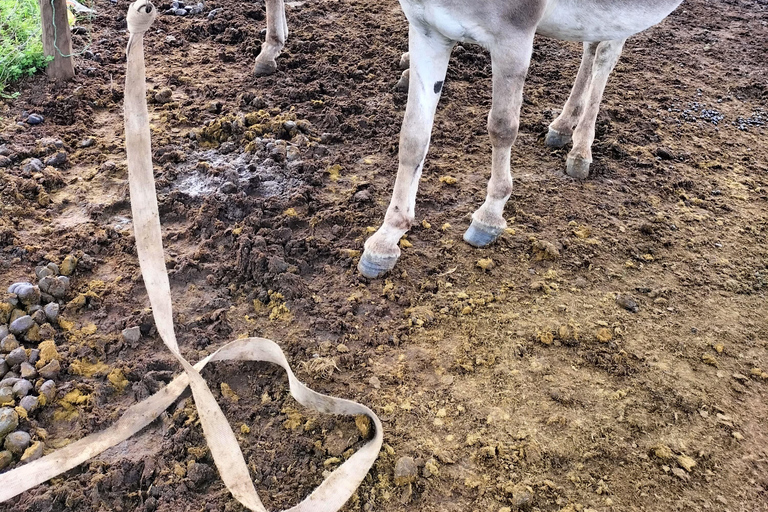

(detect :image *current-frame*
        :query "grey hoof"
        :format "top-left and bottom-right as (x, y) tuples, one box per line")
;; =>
(358, 251), (399, 279)
(399, 52), (410, 70)
(463, 220), (504, 248)
(395, 70), (409, 92)
(253, 59), (277, 77)
(545, 127), (572, 148)
(566, 156), (591, 179)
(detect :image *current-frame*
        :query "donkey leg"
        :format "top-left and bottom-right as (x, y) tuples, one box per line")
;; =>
(254, 0), (288, 77)
(359, 27), (453, 278)
(566, 39), (626, 178)
(545, 42), (599, 148)
(464, 36), (535, 247)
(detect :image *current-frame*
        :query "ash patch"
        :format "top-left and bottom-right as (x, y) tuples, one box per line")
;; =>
(163, 147), (305, 200)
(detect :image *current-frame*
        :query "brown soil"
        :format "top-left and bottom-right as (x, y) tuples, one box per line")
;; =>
(1, 0), (767, 510)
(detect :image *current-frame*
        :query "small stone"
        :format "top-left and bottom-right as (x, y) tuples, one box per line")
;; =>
(38, 359), (60, 379)
(0, 378), (17, 389)
(46, 262), (59, 274)
(187, 461), (215, 487)
(336, 343), (349, 353)
(122, 327), (141, 344)
(26, 114), (44, 125)
(4, 430), (30, 455)
(19, 395), (39, 413)
(394, 456), (418, 486)
(60, 254), (78, 276)
(20, 441), (44, 462)
(20, 362), (37, 380)
(48, 277), (69, 299)
(0, 388), (12, 405)
(0, 335), (19, 353)
(0, 360), (7, 379)
(0, 451), (11, 470)
(44, 152), (67, 167)
(0, 326), (7, 340)
(219, 181), (237, 194)
(12, 283), (40, 306)
(732, 431), (744, 441)
(0, 408), (19, 437)
(6, 347), (27, 366)
(31, 309), (47, 324)
(38, 323), (55, 340)
(671, 467), (689, 481)
(476, 258), (495, 270)
(511, 484), (534, 510)
(353, 189), (371, 202)
(38, 276), (54, 294)
(79, 137), (96, 148)
(616, 294), (639, 313)
(9, 315), (35, 335)
(44, 302), (60, 323)
(39, 380), (56, 402)
(154, 88), (173, 104)
(13, 379), (33, 398)
(22, 158), (44, 173)
(28, 349), (40, 365)
(35, 266), (54, 279)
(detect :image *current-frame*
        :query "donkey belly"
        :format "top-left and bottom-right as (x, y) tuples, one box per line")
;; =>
(536, 0), (682, 41)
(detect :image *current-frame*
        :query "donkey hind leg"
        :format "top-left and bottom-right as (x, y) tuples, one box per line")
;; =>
(358, 28), (453, 278)
(254, 0), (288, 76)
(464, 35), (535, 247)
(566, 39), (625, 178)
(545, 42), (599, 148)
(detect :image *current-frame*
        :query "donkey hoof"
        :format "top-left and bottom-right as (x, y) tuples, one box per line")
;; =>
(463, 220), (504, 248)
(253, 59), (277, 77)
(358, 251), (399, 279)
(566, 156), (591, 179)
(545, 128), (572, 148)
(395, 69), (409, 92)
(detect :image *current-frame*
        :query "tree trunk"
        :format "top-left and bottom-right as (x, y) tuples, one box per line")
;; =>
(39, 0), (75, 80)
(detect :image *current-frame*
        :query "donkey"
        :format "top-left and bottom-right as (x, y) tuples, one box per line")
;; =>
(252, 1), (683, 278)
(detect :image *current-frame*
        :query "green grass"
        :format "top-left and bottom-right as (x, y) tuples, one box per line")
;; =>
(0, 0), (50, 97)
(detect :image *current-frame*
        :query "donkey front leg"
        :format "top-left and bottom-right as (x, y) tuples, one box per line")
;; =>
(545, 42), (599, 148)
(464, 36), (535, 247)
(254, 0), (288, 76)
(566, 39), (625, 178)
(358, 28), (453, 278)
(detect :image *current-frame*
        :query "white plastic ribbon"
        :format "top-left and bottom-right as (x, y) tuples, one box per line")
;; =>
(0, 2), (382, 509)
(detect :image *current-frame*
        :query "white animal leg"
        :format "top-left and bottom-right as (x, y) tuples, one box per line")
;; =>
(464, 35), (535, 248)
(566, 39), (625, 178)
(358, 26), (453, 278)
(254, 0), (288, 76)
(545, 42), (599, 148)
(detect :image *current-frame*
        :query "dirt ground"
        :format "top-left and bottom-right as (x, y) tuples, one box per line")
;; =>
(1, 0), (767, 510)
